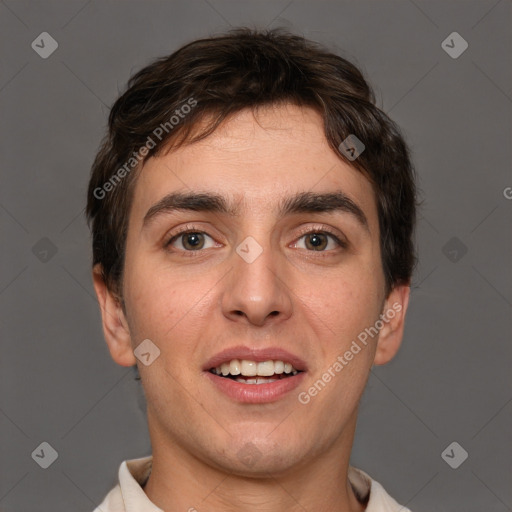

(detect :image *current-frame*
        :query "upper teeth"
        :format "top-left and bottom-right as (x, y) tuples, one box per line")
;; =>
(213, 359), (298, 377)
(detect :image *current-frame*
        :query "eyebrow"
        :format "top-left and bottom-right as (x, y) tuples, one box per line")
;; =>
(142, 190), (369, 231)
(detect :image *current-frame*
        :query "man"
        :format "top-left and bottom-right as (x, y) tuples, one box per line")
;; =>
(87, 28), (416, 512)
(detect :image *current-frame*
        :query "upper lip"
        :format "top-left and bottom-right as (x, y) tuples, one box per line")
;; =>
(203, 346), (308, 372)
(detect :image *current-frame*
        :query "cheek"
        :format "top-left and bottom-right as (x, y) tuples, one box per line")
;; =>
(306, 270), (382, 339)
(122, 259), (206, 348)
(297, 277), (380, 423)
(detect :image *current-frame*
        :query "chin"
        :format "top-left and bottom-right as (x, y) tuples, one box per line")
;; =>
(222, 449), (304, 478)
(210, 434), (309, 477)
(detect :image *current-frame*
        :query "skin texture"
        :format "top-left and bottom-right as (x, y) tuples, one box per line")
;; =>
(93, 104), (410, 512)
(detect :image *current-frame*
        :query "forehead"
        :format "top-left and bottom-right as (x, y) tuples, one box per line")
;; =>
(130, 104), (378, 229)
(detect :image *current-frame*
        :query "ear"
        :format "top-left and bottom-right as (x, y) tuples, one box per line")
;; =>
(92, 264), (136, 367)
(373, 284), (410, 366)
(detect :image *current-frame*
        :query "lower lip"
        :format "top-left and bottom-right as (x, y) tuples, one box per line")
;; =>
(205, 371), (306, 403)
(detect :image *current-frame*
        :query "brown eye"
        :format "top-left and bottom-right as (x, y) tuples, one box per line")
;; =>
(167, 231), (215, 251)
(181, 232), (205, 250)
(294, 230), (343, 252)
(304, 233), (329, 251)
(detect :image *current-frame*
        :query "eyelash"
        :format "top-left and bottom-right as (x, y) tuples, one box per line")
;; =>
(164, 224), (347, 255)
(295, 226), (347, 250)
(164, 224), (213, 257)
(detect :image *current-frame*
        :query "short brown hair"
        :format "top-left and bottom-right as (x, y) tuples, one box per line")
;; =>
(86, 28), (416, 297)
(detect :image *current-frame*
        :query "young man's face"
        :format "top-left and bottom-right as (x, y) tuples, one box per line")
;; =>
(95, 104), (409, 476)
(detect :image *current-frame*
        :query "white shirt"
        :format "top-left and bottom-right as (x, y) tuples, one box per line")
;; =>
(93, 456), (412, 512)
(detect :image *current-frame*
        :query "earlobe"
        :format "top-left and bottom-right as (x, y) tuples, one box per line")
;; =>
(92, 265), (136, 367)
(373, 284), (410, 366)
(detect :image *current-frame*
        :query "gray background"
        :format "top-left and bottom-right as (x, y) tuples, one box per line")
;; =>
(1, 1), (511, 511)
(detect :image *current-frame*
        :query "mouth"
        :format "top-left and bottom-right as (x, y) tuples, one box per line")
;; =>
(209, 359), (302, 384)
(203, 348), (307, 403)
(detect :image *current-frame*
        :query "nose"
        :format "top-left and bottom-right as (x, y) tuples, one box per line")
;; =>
(221, 237), (293, 327)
